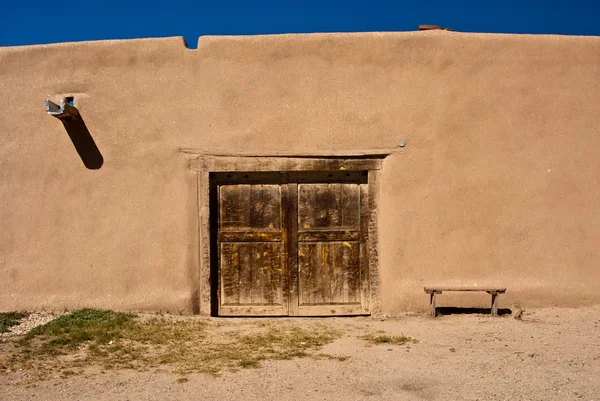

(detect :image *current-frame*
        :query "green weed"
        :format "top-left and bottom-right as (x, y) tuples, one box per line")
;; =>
(0, 312), (27, 333)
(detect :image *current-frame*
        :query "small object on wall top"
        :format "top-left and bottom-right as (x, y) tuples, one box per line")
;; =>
(398, 140), (406, 147)
(419, 24), (454, 31)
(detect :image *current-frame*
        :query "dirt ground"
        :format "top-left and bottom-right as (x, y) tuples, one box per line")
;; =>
(1, 306), (599, 401)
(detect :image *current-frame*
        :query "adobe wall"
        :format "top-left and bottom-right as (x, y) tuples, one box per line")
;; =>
(0, 31), (598, 314)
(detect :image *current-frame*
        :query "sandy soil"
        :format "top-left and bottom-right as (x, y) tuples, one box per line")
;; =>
(1, 306), (599, 401)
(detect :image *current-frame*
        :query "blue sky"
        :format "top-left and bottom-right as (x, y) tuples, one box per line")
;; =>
(1, 0), (598, 48)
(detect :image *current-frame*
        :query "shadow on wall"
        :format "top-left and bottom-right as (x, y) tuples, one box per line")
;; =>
(61, 115), (104, 170)
(46, 99), (103, 170)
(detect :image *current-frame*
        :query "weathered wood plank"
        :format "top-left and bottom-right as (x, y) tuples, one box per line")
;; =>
(298, 241), (361, 305)
(298, 242), (314, 306)
(218, 305), (287, 316)
(263, 243), (281, 305)
(220, 243), (240, 305)
(221, 242), (283, 306)
(296, 171), (368, 184)
(297, 304), (366, 316)
(219, 184), (281, 231)
(212, 172), (286, 184)
(366, 170), (381, 314)
(284, 176), (299, 316)
(238, 243), (253, 304)
(316, 243), (330, 304)
(424, 287), (506, 293)
(218, 231), (282, 242)
(198, 171), (211, 315)
(491, 293), (499, 316)
(344, 241), (361, 304)
(359, 182), (370, 314)
(199, 156), (383, 172)
(248, 186), (264, 230)
(296, 230), (359, 241)
(298, 184), (360, 230)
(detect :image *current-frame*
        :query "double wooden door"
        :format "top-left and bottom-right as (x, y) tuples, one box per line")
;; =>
(214, 171), (370, 316)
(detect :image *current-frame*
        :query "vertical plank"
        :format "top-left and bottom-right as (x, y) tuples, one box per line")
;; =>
(236, 243), (254, 305)
(342, 184), (360, 228)
(491, 293), (499, 316)
(262, 244), (279, 304)
(367, 170), (381, 314)
(285, 173), (299, 316)
(241, 185), (250, 232)
(314, 243), (329, 304)
(198, 171), (212, 315)
(298, 184), (314, 230)
(220, 243), (240, 305)
(298, 242), (315, 305)
(331, 243), (345, 303)
(263, 185), (280, 230)
(359, 182), (370, 313)
(250, 243), (264, 305)
(327, 184), (339, 227)
(344, 241), (361, 303)
(248, 186), (264, 230)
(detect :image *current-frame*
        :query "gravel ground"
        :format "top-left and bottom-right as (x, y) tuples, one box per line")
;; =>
(1, 306), (599, 401)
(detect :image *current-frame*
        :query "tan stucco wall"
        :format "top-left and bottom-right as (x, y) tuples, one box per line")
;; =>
(1, 31), (599, 314)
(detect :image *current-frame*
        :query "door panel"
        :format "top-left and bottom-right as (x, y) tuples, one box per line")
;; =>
(220, 242), (283, 305)
(298, 183), (360, 230)
(298, 241), (361, 305)
(219, 184), (281, 231)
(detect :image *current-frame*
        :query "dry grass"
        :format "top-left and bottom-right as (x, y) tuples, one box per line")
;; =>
(360, 332), (417, 346)
(1, 309), (344, 379)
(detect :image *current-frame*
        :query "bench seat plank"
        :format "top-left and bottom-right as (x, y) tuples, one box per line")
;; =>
(424, 287), (506, 293)
(425, 287), (506, 292)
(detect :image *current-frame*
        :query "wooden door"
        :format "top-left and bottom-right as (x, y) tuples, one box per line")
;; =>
(214, 171), (369, 316)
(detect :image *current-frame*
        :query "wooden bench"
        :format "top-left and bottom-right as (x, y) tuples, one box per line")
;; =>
(424, 287), (506, 317)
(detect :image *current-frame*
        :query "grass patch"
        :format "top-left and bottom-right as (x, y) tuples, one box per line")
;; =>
(0, 312), (27, 333)
(23, 309), (135, 352)
(361, 333), (417, 346)
(3, 310), (344, 379)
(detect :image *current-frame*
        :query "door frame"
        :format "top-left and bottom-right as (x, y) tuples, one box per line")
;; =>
(191, 155), (385, 316)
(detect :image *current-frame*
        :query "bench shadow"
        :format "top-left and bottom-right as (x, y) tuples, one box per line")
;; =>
(436, 307), (512, 317)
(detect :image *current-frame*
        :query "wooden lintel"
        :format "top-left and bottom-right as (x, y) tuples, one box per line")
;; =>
(196, 156), (383, 172)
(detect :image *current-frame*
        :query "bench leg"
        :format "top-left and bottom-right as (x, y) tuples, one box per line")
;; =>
(430, 293), (437, 318)
(491, 293), (499, 316)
